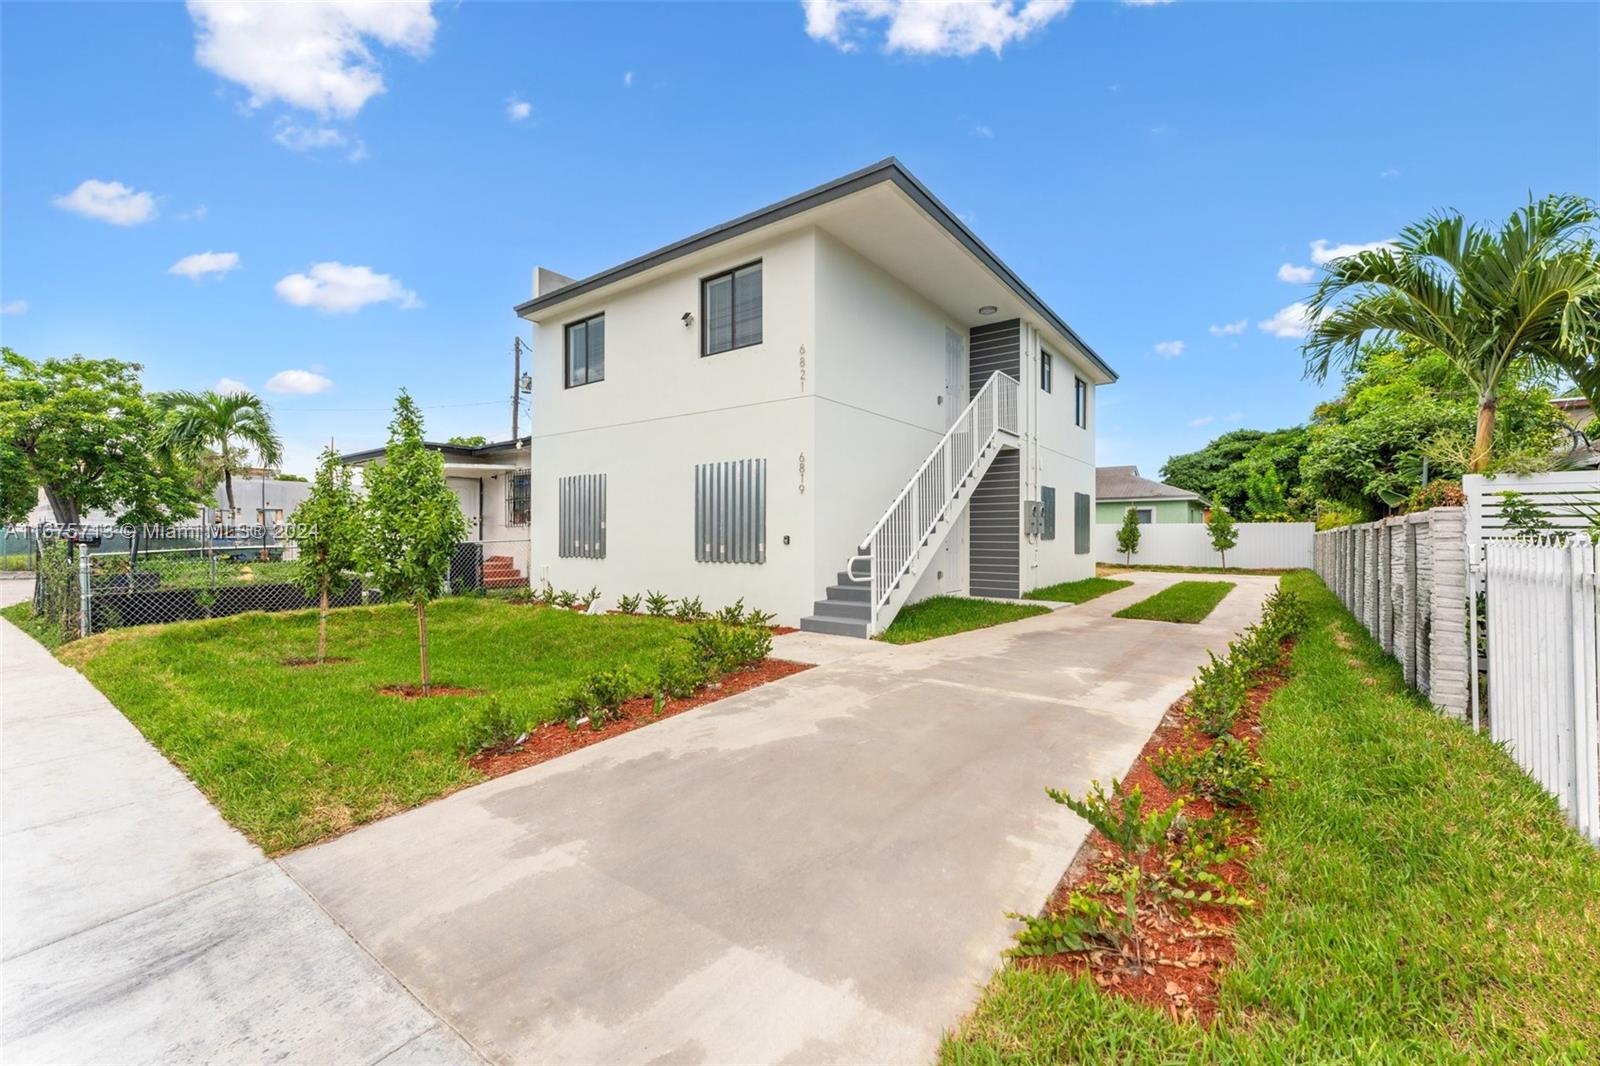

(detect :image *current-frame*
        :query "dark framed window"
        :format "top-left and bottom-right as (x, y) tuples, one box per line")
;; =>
(565, 313), (605, 388)
(1135, 508), (1154, 524)
(1041, 350), (1053, 393)
(1073, 376), (1087, 428)
(506, 470), (530, 526)
(702, 261), (762, 356)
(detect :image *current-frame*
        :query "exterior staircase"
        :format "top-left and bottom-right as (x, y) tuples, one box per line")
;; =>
(800, 370), (1020, 638)
(483, 554), (526, 589)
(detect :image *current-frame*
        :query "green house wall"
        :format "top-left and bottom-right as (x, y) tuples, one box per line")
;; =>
(1096, 498), (1206, 524)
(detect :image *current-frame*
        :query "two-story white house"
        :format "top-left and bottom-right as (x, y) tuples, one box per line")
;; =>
(515, 159), (1116, 637)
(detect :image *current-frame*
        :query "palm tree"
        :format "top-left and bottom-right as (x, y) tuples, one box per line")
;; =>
(1303, 194), (1600, 471)
(157, 390), (283, 513)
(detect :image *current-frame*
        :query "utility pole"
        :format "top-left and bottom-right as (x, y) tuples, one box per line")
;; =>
(512, 337), (524, 442)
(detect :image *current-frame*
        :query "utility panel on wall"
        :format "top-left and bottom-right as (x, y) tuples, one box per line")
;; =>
(695, 459), (767, 564)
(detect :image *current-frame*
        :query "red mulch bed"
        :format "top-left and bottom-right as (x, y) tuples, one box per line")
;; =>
(1017, 642), (1294, 1025)
(378, 684), (484, 699)
(467, 658), (812, 778)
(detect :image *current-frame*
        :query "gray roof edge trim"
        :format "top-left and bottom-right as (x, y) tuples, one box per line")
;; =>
(511, 158), (1117, 382)
(339, 437), (529, 465)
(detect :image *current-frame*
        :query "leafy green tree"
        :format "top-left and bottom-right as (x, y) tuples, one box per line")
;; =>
(1162, 427), (1309, 517)
(292, 445), (363, 664)
(1243, 459), (1289, 520)
(1115, 507), (1142, 564)
(445, 434), (488, 447)
(1160, 429), (1269, 503)
(1304, 194), (1600, 472)
(361, 392), (468, 695)
(1300, 341), (1566, 519)
(0, 348), (203, 526)
(157, 389), (283, 514)
(1207, 497), (1238, 568)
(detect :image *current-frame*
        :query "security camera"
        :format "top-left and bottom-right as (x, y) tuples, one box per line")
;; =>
(681, 311), (694, 327)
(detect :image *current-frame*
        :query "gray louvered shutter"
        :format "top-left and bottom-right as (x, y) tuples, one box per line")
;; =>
(1041, 487), (1056, 540)
(1074, 492), (1090, 555)
(695, 459), (766, 564)
(558, 474), (606, 558)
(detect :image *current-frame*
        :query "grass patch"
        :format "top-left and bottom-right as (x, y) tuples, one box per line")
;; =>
(943, 571), (1600, 1062)
(878, 596), (1049, 645)
(2, 601), (67, 651)
(1100, 563), (1292, 576)
(1023, 577), (1132, 604)
(1112, 580), (1233, 623)
(56, 599), (691, 853)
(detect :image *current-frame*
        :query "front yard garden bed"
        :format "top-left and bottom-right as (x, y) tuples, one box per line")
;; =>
(944, 572), (1600, 1061)
(54, 598), (800, 853)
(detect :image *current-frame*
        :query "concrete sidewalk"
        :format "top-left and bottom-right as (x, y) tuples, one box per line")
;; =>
(0, 601), (482, 1065)
(284, 571), (1278, 1064)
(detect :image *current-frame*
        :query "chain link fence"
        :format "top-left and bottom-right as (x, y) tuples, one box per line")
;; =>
(26, 537), (532, 641)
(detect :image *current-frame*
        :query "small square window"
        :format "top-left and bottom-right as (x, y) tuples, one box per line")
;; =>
(565, 313), (605, 388)
(1041, 351), (1053, 393)
(703, 261), (762, 356)
(1135, 508), (1154, 524)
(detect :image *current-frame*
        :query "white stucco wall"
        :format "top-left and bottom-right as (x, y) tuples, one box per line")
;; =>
(1019, 323), (1098, 591)
(528, 229), (819, 622)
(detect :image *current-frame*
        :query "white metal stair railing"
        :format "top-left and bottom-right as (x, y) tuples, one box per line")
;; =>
(847, 370), (1020, 634)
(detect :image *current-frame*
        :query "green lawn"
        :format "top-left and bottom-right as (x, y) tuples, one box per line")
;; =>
(54, 599), (690, 853)
(878, 596), (1049, 645)
(943, 571), (1600, 1062)
(1023, 577), (1132, 604)
(2, 600), (67, 650)
(1112, 580), (1234, 623)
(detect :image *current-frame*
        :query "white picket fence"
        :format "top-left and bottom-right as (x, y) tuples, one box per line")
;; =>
(1095, 521), (1313, 570)
(1482, 535), (1600, 845)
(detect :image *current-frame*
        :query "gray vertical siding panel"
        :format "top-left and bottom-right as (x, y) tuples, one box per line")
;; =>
(557, 474), (605, 559)
(695, 459), (766, 564)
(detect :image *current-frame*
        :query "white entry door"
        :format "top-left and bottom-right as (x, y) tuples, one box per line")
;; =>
(942, 328), (967, 593)
(448, 477), (481, 539)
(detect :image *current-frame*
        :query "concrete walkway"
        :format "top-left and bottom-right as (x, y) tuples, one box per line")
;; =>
(0, 590), (482, 1065)
(284, 571), (1278, 1064)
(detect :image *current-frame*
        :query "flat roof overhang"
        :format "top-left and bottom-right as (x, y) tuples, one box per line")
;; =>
(513, 158), (1117, 384)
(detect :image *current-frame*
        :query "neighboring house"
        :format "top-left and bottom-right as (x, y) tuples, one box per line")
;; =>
(17, 475), (314, 554)
(340, 437), (531, 587)
(513, 158), (1117, 636)
(1095, 466), (1206, 525)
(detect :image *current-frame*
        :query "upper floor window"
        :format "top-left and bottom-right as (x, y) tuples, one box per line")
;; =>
(703, 261), (762, 356)
(565, 313), (605, 388)
(1074, 376), (1087, 428)
(1041, 350), (1054, 393)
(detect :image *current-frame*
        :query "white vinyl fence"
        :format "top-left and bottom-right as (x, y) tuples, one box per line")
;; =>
(1482, 536), (1600, 845)
(1095, 521), (1313, 570)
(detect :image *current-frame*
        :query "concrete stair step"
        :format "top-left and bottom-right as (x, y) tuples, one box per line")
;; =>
(799, 614), (870, 639)
(825, 583), (870, 603)
(813, 599), (870, 621)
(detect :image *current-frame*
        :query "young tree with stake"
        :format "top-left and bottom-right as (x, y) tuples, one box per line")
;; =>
(1207, 497), (1238, 569)
(1116, 507), (1142, 564)
(291, 445), (362, 664)
(361, 393), (467, 695)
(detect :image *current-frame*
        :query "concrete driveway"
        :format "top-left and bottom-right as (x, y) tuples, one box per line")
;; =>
(283, 571), (1277, 1064)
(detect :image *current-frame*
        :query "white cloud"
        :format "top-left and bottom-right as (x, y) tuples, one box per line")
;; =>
(1153, 340), (1185, 358)
(506, 96), (532, 121)
(972, 123), (994, 137)
(623, 70), (634, 87)
(1, 300), (27, 316)
(1122, 0), (1175, 5)
(273, 119), (347, 151)
(1277, 262), (1315, 283)
(1310, 237), (1395, 264)
(274, 261), (420, 313)
(1207, 319), (1246, 336)
(187, 0), (437, 119)
(265, 369), (334, 395)
(1188, 415), (1216, 428)
(214, 377), (251, 394)
(180, 204), (209, 221)
(1258, 302), (1317, 339)
(1378, 167), (1400, 179)
(169, 251), (241, 280)
(52, 179), (157, 226)
(803, 0), (1071, 57)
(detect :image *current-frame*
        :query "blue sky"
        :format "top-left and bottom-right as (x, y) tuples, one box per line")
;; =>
(3, 1), (1597, 478)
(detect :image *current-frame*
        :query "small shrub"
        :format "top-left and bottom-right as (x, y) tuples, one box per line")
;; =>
(563, 666), (640, 730)
(674, 595), (707, 622)
(461, 698), (524, 754)
(688, 623), (771, 675)
(1046, 778), (1182, 860)
(1151, 734), (1266, 808)
(1188, 651), (1246, 736)
(1403, 479), (1465, 513)
(536, 579), (556, 605)
(657, 646), (711, 699)
(714, 598), (747, 625)
(1006, 893), (1119, 957)
(644, 589), (672, 617)
(745, 608), (776, 628)
(579, 585), (602, 611)
(553, 588), (579, 610)
(616, 593), (642, 615)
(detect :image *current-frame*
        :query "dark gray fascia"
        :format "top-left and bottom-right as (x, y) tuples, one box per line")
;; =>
(511, 158), (1117, 382)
